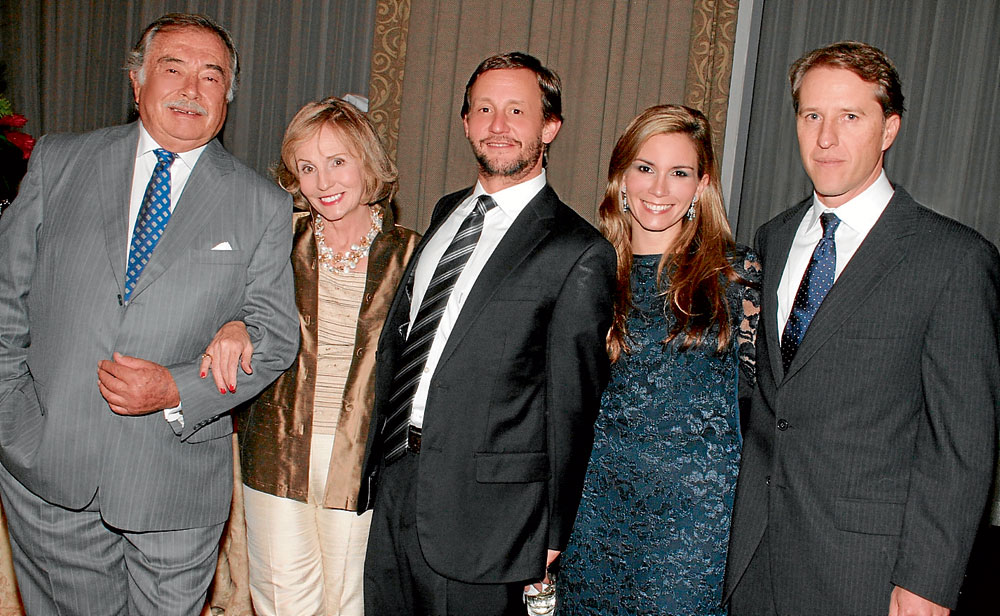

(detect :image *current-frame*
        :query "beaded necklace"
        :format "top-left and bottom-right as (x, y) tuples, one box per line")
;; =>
(314, 206), (383, 274)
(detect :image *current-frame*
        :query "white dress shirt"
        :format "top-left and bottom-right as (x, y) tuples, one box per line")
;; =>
(406, 171), (547, 428)
(129, 123), (208, 424)
(777, 170), (894, 339)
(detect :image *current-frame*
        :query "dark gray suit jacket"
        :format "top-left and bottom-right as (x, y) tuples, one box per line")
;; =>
(359, 184), (616, 584)
(724, 186), (1000, 613)
(0, 123), (299, 531)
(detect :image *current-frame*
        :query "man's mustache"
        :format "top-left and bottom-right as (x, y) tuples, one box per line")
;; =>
(162, 100), (208, 116)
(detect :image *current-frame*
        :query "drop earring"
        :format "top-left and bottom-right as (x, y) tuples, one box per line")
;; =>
(686, 196), (697, 221)
(621, 189), (630, 213)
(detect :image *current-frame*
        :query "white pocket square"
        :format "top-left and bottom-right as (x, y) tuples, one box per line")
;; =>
(211, 242), (233, 251)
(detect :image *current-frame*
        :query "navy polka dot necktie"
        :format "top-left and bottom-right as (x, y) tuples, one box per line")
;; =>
(124, 148), (176, 301)
(780, 212), (841, 371)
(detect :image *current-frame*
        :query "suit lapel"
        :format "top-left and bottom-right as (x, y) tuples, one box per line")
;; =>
(783, 191), (915, 381)
(128, 139), (234, 300)
(98, 124), (140, 297)
(435, 186), (556, 369)
(763, 200), (809, 382)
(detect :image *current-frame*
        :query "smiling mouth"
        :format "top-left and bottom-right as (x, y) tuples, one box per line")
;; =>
(319, 193), (344, 205)
(481, 138), (519, 148)
(642, 200), (674, 213)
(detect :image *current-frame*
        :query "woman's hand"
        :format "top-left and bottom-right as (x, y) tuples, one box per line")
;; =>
(200, 321), (254, 394)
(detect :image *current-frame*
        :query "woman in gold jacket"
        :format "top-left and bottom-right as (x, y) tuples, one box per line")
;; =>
(202, 97), (419, 615)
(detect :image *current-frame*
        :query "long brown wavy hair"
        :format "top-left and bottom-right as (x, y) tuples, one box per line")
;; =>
(600, 104), (741, 361)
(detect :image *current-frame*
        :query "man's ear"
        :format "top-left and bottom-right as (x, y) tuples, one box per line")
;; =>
(129, 70), (141, 103)
(542, 118), (562, 145)
(881, 113), (901, 152)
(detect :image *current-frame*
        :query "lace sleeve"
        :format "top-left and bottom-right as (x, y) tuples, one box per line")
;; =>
(735, 248), (762, 392)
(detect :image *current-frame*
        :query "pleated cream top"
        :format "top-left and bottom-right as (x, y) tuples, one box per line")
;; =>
(312, 266), (367, 435)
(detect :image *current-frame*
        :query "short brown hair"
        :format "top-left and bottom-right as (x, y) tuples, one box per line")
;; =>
(127, 13), (240, 101)
(275, 97), (398, 211)
(460, 52), (562, 124)
(789, 41), (905, 118)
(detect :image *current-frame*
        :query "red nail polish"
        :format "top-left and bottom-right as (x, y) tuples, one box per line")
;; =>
(200, 372), (206, 378)
(228, 385), (236, 393)
(220, 388), (226, 394)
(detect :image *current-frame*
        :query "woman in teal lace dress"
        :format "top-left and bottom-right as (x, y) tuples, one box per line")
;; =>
(559, 105), (760, 615)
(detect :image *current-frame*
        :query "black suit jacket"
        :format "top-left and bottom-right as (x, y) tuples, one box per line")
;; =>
(724, 187), (1000, 613)
(359, 184), (616, 584)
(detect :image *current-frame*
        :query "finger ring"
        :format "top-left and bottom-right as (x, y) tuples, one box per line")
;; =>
(202, 353), (213, 360)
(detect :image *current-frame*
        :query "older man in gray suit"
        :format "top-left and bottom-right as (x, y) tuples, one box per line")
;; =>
(0, 13), (298, 615)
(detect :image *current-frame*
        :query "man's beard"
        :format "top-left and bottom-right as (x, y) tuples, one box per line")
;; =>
(471, 136), (545, 180)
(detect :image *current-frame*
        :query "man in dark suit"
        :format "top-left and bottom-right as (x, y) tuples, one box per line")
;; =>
(724, 41), (999, 616)
(359, 52), (616, 615)
(0, 14), (298, 614)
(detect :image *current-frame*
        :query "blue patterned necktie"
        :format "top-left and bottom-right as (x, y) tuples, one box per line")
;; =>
(124, 148), (176, 301)
(780, 212), (841, 371)
(381, 194), (498, 464)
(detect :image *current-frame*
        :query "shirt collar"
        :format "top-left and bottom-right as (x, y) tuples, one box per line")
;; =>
(136, 121), (208, 172)
(806, 170), (894, 235)
(470, 169), (547, 219)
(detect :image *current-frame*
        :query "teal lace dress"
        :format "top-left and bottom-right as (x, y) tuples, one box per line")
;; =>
(559, 247), (761, 615)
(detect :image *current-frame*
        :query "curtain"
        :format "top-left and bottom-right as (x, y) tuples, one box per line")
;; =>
(0, 0), (376, 178)
(734, 0), (1000, 246)
(388, 0), (741, 230)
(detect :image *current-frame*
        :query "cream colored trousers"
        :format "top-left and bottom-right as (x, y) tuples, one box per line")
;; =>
(244, 433), (372, 616)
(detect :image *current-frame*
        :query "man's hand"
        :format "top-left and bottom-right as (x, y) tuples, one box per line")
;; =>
(524, 549), (560, 593)
(888, 586), (950, 616)
(97, 352), (180, 415)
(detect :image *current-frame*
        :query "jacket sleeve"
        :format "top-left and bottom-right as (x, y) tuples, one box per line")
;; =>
(545, 237), (616, 549)
(169, 195), (299, 440)
(891, 235), (1000, 607)
(0, 137), (47, 440)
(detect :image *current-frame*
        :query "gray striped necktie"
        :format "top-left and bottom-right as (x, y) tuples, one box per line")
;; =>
(382, 194), (498, 463)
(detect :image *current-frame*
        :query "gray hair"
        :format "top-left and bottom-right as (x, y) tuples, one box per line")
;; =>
(126, 13), (240, 102)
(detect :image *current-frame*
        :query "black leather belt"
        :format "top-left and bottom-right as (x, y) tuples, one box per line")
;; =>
(407, 425), (422, 454)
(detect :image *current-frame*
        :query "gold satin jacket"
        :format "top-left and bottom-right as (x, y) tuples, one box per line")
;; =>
(239, 206), (419, 510)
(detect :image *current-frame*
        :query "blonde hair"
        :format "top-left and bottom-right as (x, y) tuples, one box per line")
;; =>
(274, 97), (397, 211)
(600, 104), (740, 361)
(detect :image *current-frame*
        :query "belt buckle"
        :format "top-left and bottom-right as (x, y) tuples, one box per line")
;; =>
(406, 426), (422, 454)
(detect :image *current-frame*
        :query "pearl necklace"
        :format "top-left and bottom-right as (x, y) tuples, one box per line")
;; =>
(314, 207), (383, 274)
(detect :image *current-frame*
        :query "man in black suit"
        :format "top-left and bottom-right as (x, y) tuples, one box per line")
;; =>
(724, 41), (999, 616)
(359, 52), (616, 615)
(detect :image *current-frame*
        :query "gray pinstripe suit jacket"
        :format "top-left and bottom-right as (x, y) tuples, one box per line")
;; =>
(0, 123), (299, 532)
(724, 187), (1000, 613)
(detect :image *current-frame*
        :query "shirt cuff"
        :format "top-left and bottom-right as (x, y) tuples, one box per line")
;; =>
(163, 403), (184, 429)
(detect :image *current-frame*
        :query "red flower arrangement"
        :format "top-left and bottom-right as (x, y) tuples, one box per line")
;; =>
(0, 95), (34, 160)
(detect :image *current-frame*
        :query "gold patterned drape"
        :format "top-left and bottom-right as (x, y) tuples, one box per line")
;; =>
(685, 0), (740, 154)
(377, 0), (743, 230)
(368, 0), (412, 163)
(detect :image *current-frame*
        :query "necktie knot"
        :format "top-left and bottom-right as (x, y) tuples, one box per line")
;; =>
(820, 212), (840, 239)
(475, 194), (498, 217)
(154, 148), (176, 166)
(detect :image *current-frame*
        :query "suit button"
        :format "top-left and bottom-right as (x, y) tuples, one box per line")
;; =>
(365, 293), (374, 303)
(765, 475), (771, 486)
(777, 419), (789, 431)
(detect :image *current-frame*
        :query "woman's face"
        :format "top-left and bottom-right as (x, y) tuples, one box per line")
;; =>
(623, 132), (709, 254)
(294, 124), (368, 224)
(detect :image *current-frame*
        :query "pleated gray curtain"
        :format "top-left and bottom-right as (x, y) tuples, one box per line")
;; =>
(734, 0), (1000, 246)
(0, 0), (376, 177)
